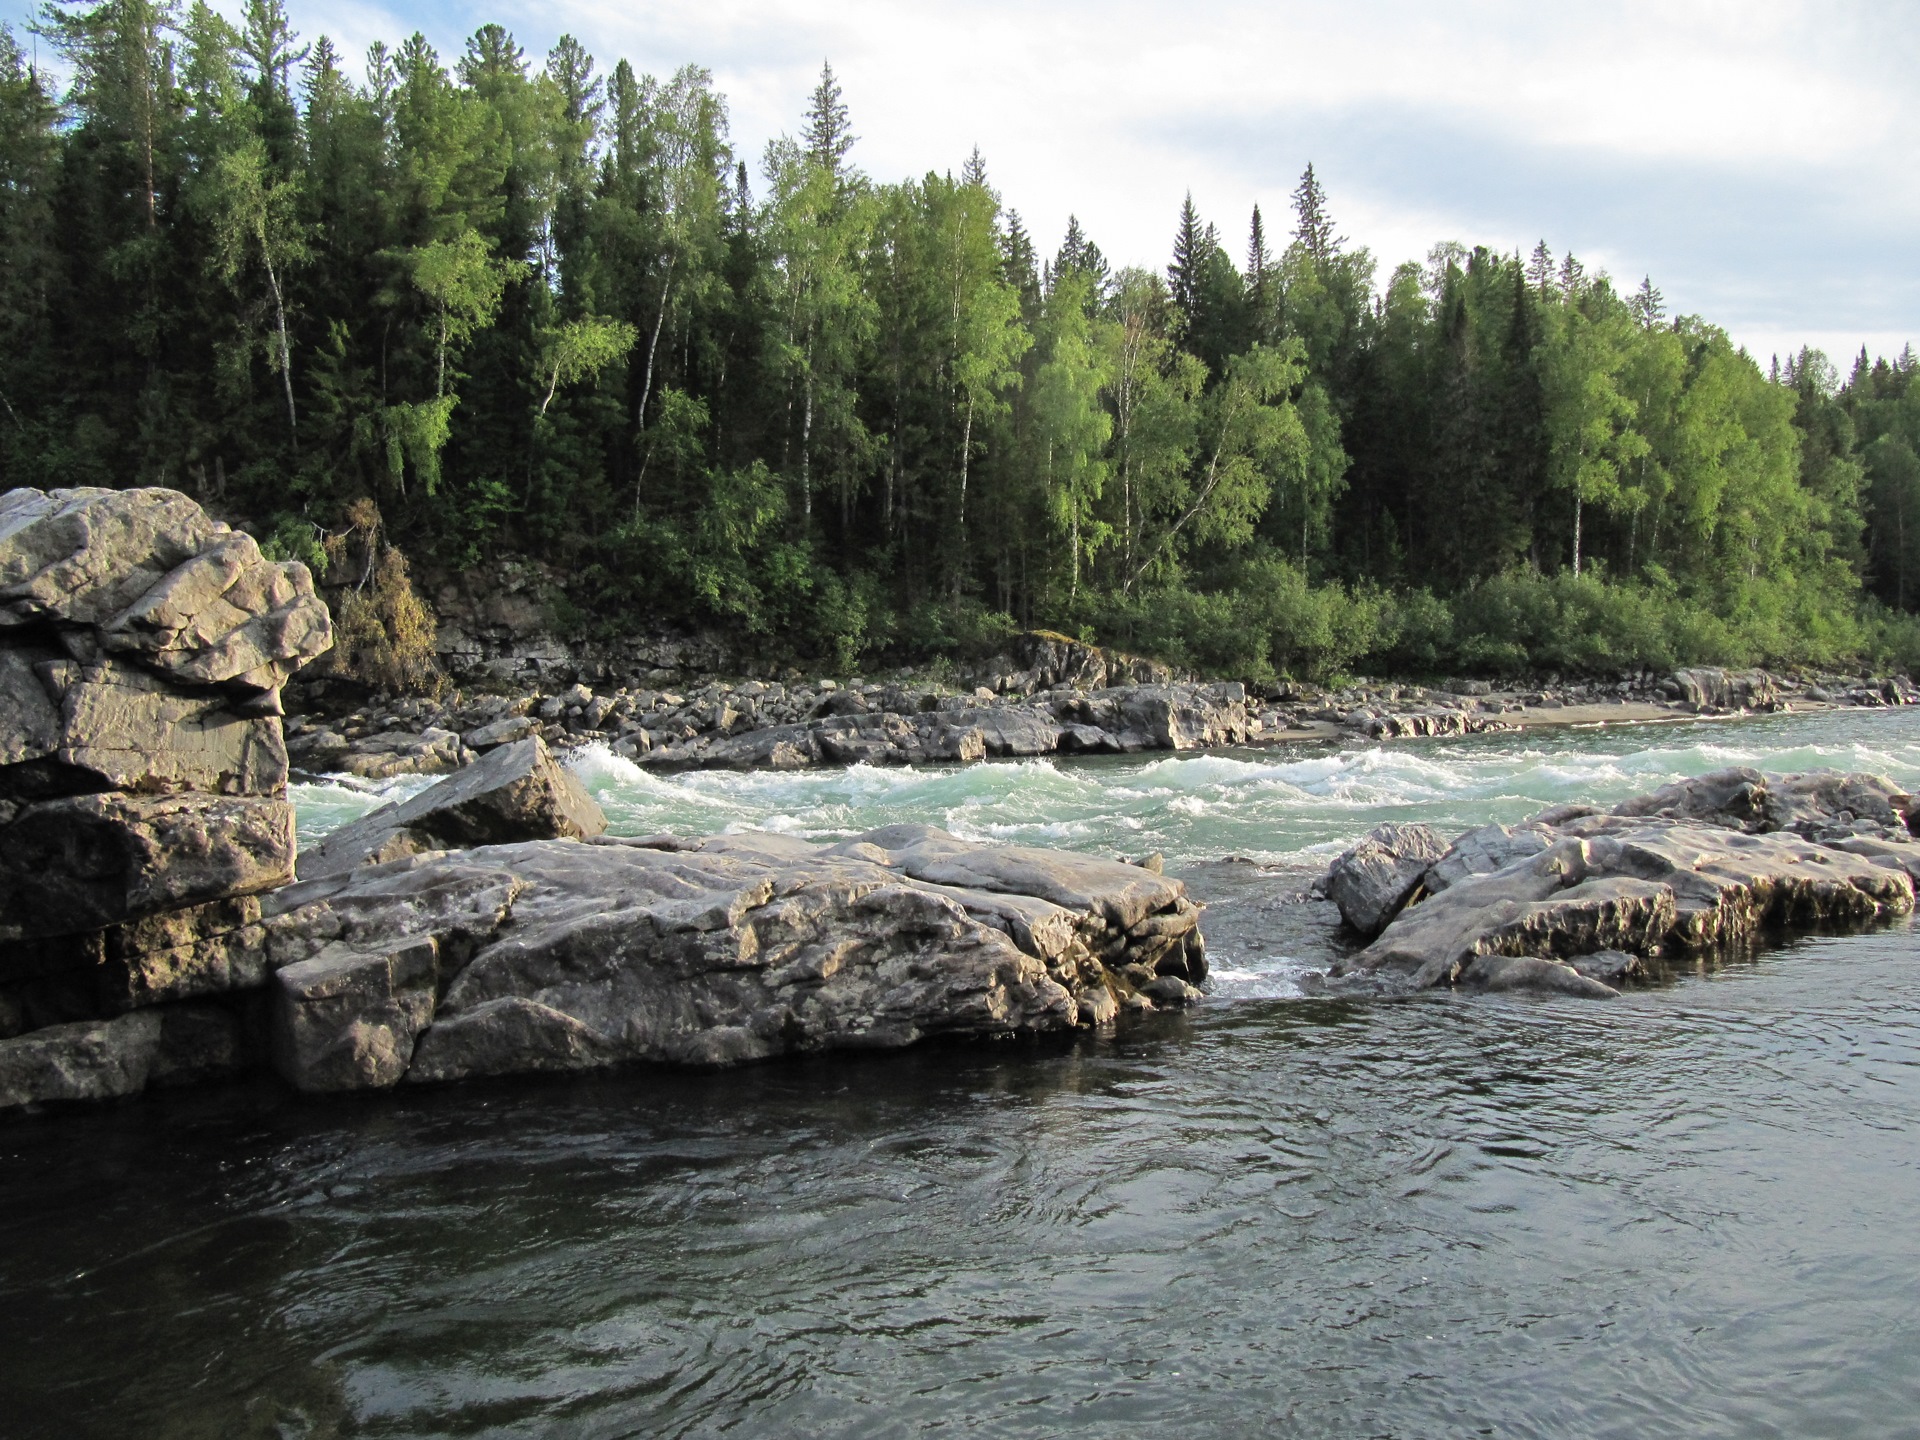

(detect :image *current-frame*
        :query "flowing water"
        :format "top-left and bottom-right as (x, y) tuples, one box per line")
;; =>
(7, 710), (1920, 1437)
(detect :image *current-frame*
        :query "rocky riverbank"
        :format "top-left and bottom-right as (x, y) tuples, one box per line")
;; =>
(0, 488), (1203, 1111)
(284, 632), (1920, 783)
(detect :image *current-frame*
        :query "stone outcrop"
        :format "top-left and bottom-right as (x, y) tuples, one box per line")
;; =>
(644, 682), (1254, 771)
(0, 485), (329, 1105)
(3, 819), (1203, 1101)
(296, 736), (606, 881)
(253, 826), (1202, 1093)
(1323, 768), (1920, 997)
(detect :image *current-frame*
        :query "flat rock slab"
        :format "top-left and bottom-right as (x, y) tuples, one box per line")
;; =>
(1318, 767), (1920, 998)
(250, 824), (1202, 1094)
(297, 737), (607, 881)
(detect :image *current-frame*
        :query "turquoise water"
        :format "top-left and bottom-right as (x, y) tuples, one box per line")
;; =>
(294, 708), (1920, 866)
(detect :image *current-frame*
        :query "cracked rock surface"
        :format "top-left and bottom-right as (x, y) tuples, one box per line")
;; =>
(1323, 767), (1920, 997)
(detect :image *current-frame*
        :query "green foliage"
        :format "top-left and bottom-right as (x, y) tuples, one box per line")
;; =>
(0, 12), (1911, 677)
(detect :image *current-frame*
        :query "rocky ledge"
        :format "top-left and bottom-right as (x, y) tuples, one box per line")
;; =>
(1321, 766), (1920, 997)
(1, 801), (1203, 1106)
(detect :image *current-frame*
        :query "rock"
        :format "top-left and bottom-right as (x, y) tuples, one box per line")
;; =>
(0, 792), (294, 941)
(1668, 668), (1779, 713)
(1337, 810), (1914, 993)
(0, 485), (320, 1007)
(0, 1010), (162, 1108)
(148, 1001), (257, 1088)
(1612, 766), (1773, 830)
(98, 894), (267, 1010)
(331, 727), (465, 779)
(296, 737), (606, 881)
(272, 938), (441, 1092)
(1459, 954), (1620, 999)
(0, 653), (287, 800)
(1424, 824), (1552, 894)
(236, 824), (1204, 1092)
(1325, 823), (1449, 937)
(0, 487), (331, 693)
(1142, 974), (1200, 1007)
(1611, 766), (1915, 839)
(1568, 949), (1641, 986)
(462, 714), (537, 750)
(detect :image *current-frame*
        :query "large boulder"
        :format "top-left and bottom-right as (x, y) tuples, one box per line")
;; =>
(0, 792), (294, 941)
(1, 487), (331, 693)
(1666, 668), (1780, 713)
(1610, 766), (1915, 841)
(0, 485), (325, 1062)
(244, 825), (1203, 1093)
(296, 737), (607, 881)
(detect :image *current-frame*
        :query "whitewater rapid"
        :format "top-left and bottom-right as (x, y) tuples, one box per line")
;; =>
(292, 707), (1920, 869)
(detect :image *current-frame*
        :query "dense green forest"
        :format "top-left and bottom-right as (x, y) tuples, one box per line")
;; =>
(5, 0), (1920, 682)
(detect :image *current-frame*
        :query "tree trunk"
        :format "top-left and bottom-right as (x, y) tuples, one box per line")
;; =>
(801, 367), (814, 521)
(1572, 495), (1583, 577)
(635, 256), (675, 438)
(954, 394), (974, 595)
(264, 252), (297, 450)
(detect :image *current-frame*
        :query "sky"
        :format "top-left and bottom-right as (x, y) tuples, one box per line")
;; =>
(16, 0), (1917, 368)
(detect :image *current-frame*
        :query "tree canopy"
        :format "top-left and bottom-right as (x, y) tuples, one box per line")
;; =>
(3, 7), (1915, 680)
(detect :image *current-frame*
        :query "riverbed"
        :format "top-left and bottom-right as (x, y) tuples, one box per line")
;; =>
(6, 710), (1920, 1436)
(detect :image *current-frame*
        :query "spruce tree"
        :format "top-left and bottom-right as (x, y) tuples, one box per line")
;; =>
(1168, 192), (1205, 333)
(1290, 163), (1342, 262)
(802, 59), (854, 176)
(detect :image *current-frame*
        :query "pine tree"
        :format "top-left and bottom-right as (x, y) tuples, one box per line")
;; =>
(1628, 274), (1665, 329)
(1557, 252), (1586, 299)
(1290, 163), (1342, 263)
(960, 143), (987, 189)
(1052, 215), (1106, 296)
(1526, 239), (1554, 297)
(1246, 204), (1271, 288)
(1168, 192), (1205, 330)
(802, 59), (854, 176)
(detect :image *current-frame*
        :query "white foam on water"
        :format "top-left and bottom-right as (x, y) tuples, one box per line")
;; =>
(291, 709), (1920, 869)
(1206, 956), (1325, 1001)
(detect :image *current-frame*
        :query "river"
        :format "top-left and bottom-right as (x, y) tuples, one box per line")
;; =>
(5, 710), (1920, 1436)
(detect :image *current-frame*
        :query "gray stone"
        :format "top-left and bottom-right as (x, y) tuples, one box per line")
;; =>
(0, 487), (331, 692)
(1142, 974), (1200, 1006)
(462, 714), (537, 750)
(229, 824), (1204, 1091)
(0, 1010), (162, 1108)
(1339, 816), (1914, 992)
(1, 655), (287, 801)
(1423, 824), (1553, 894)
(0, 792), (295, 941)
(1459, 954), (1620, 999)
(1325, 823), (1449, 937)
(271, 938), (441, 1092)
(331, 728), (465, 779)
(297, 737), (606, 881)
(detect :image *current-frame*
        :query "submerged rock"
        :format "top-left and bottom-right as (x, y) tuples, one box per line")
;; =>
(296, 737), (606, 881)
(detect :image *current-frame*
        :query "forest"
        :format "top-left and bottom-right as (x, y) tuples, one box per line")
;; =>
(5, 0), (1920, 684)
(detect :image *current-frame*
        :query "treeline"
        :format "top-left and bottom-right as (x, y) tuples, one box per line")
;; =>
(4, 2), (1920, 681)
